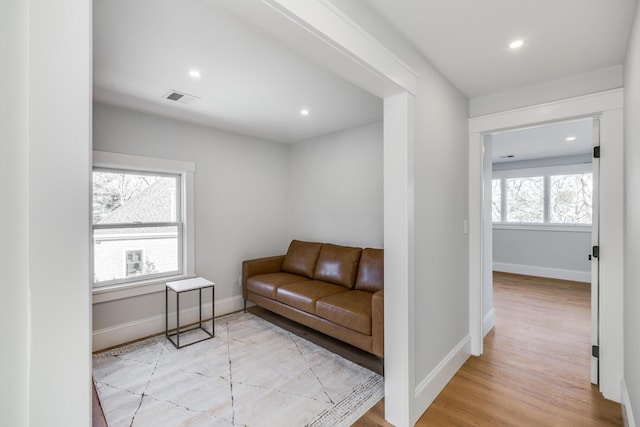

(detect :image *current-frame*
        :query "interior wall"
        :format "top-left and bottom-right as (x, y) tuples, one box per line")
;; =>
(28, 0), (93, 424)
(493, 228), (591, 279)
(470, 65), (623, 117)
(92, 103), (289, 332)
(328, 2), (470, 421)
(288, 121), (383, 248)
(623, 2), (640, 423)
(0, 0), (29, 425)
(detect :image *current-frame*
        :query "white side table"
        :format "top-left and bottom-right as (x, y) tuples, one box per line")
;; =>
(165, 277), (215, 349)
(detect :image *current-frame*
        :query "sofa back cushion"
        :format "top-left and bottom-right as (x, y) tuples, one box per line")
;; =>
(281, 240), (323, 278)
(354, 248), (384, 292)
(313, 244), (362, 288)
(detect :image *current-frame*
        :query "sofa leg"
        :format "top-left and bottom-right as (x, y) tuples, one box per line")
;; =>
(243, 299), (247, 313)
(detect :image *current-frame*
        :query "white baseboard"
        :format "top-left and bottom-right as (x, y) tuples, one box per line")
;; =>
(414, 335), (471, 423)
(493, 262), (591, 283)
(622, 378), (636, 427)
(92, 295), (244, 351)
(483, 308), (496, 337)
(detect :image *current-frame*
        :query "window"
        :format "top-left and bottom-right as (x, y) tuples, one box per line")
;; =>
(125, 249), (144, 277)
(92, 151), (195, 294)
(93, 169), (182, 287)
(492, 164), (592, 226)
(505, 176), (544, 223)
(550, 173), (593, 224)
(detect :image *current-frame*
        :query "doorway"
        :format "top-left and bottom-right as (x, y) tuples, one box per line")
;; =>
(468, 89), (624, 401)
(482, 117), (599, 384)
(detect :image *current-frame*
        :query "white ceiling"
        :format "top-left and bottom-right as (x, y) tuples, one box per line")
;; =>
(94, 0), (637, 145)
(364, 0), (637, 98)
(491, 118), (594, 163)
(93, 0), (383, 143)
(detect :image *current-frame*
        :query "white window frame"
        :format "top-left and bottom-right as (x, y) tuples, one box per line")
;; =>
(493, 163), (592, 232)
(92, 151), (196, 303)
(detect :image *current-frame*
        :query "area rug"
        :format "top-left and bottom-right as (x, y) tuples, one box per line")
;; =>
(93, 312), (384, 427)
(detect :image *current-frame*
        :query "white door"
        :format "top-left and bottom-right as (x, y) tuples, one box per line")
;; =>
(590, 118), (600, 385)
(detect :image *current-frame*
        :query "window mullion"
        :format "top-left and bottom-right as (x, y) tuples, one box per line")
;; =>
(93, 222), (180, 230)
(500, 178), (506, 222)
(544, 174), (551, 223)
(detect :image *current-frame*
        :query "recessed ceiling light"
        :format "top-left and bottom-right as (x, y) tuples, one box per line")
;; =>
(565, 136), (576, 141)
(509, 40), (524, 49)
(189, 70), (201, 78)
(300, 109), (310, 116)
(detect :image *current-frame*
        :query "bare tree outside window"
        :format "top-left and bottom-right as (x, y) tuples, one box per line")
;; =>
(506, 176), (544, 223)
(93, 172), (162, 224)
(550, 173), (593, 224)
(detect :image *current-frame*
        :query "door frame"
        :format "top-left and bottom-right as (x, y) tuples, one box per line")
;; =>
(468, 89), (624, 402)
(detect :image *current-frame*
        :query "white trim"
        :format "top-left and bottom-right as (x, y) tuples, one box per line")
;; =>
(494, 262), (591, 283)
(207, 0), (416, 98)
(92, 274), (196, 303)
(92, 295), (244, 351)
(470, 89), (624, 402)
(469, 132), (484, 356)
(384, 92), (416, 427)
(621, 378), (637, 427)
(469, 89), (623, 134)
(93, 150), (195, 173)
(493, 162), (592, 179)
(483, 308), (495, 337)
(414, 335), (471, 422)
(493, 223), (591, 233)
(92, 150), (196, 292)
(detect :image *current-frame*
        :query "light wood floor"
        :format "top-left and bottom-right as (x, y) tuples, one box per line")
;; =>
(354, 272), (623, 426)
(93, 273), (622, 426)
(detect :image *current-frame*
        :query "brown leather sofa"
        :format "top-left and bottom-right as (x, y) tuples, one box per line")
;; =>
(242, 240), (384, 358)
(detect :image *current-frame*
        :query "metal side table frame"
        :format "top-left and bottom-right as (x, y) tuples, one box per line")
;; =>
(165, 277), (215, 349)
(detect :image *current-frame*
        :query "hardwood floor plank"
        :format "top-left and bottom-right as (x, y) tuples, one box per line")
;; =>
(356, 272), (623, 426)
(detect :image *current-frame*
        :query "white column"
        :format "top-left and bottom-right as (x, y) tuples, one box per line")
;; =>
(28, 0), (93, 424)
(384, 92), (416, 426)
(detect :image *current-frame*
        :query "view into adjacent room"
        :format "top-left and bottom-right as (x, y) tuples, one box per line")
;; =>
(474, 118), (621, 423)
(91, 0), (386, 425)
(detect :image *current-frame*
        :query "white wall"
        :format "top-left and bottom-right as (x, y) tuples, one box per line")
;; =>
(92, 103), (289, 343)
(623, 3), (640, 424)
(493, 228), (592, 281)
(470, 65), (623, 117)
(0, 0), (29, 425)
(327, 2), (471, 422)
(288, 122), (383, 248)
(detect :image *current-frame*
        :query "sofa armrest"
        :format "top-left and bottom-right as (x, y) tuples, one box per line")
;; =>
(242, 255), (285, 299)
(372, 290), (384, 358)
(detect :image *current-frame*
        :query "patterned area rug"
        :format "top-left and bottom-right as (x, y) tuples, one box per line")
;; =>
(93, 312), (384, 426)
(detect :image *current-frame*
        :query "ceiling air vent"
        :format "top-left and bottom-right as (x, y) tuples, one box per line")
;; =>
(162, 90), (200, 105)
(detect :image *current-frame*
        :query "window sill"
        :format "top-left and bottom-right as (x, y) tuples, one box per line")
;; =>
(493, 223), (592, 233)
(92, 273), (197, 304)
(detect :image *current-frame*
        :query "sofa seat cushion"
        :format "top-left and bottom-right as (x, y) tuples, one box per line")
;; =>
(247, 273), (309, 299)
(316, 291), (372, 335)
(276, 281), (348, 314)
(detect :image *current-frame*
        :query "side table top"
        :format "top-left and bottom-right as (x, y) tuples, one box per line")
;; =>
(166, 277), (215, 292)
